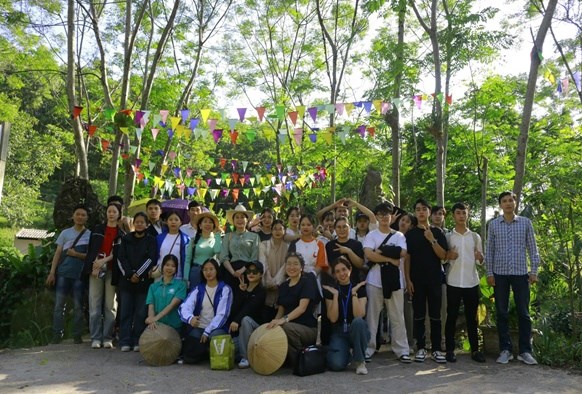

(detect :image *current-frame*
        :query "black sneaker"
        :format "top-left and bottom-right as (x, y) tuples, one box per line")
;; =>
(471, 351), (486, 363)
(446, 351), (457, 362)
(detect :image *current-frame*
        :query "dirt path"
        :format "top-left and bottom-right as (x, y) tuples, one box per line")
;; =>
(0, 341), (580, 393)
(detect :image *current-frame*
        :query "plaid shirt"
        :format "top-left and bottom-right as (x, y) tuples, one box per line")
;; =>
(485, 215), (540, 276)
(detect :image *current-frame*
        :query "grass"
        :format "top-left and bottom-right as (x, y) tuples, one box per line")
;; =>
(0, 217), (17, 248)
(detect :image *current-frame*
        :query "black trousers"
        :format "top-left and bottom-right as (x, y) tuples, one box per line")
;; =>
(445, 284), (480, 353)
(412, 281), (442, 351)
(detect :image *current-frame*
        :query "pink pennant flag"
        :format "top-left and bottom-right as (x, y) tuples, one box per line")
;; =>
(186, 168), (193, 177)
(212, 129), (223, 143)
(294, 128), (303, 146)
(151, 128), (159, 140)
(159, 110), (169, 123)
(561, 78), (569, 95)
(256, 107), (266, 121)
(307, 107), (318, 122)
(335, 103), (344, 116)
(288, 111), (298, 125)
(381, 102), (391, 114)
(276, 163), (282, 174)
(237, 108), (247, 122)
(168, 151), (177, 161)
(208, 119), (218, 132)
(414, 95), (422, 109)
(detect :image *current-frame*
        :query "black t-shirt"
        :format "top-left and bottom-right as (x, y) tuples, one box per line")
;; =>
(405, 226), (448, 285)
(325, 239), (365, 283)
(255, 229), (272, 242)
(324, 283), (366, 325)
(230, 284), (267, 326)
(277, 275), (318, 328)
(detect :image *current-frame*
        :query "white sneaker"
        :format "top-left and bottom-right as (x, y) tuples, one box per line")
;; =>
(431, 351), (447, 363)
(103, 341), (113, 349)
(238, 358), (250, 369)
(133, 346), (140, 352)
(91, 340), (101, 349)
(121, 346), (131, 352)
(415, 348), (427, 362)
(355, 362), (368, 375)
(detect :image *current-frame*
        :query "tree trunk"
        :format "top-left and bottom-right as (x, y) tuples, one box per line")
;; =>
(66, 0), (89, 180)
(480, 157), (488, 248)
(513, 0), (558, 211)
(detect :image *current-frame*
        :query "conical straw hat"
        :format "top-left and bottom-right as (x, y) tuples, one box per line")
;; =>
(248, 324), (288, 375)
(139, 323), (182, 366)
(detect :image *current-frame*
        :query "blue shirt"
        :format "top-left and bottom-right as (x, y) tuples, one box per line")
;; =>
(485, 215), (540, 276)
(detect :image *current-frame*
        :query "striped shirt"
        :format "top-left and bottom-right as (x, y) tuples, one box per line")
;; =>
(485, 215), (540, 276)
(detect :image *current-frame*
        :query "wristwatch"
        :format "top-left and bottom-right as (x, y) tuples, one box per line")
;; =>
(431, 239), (437, 245)
(283, 315), (289, 323)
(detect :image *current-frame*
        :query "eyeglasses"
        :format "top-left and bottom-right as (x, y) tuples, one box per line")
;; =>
(246, 269), (261, 275)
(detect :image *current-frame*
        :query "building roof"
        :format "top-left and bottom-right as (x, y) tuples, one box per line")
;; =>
(15, 228), (55, 240)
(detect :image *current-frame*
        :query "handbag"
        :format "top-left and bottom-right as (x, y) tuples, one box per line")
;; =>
(209, 334), (235, 370)
(377, 233), (402, 299)
(293, 345), (326, 376)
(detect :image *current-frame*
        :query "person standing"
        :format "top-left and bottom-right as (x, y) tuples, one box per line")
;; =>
(405, 198), (448, 363)
(180, 201), (203, 239)
(46, 205), (91, 344)
(363, 202), (411, 363)
(485, 191), (540, 365)
(145, 199), (166, 237)
(444, 203), (485, 363)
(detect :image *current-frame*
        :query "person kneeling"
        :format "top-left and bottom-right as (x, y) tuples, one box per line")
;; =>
(178, 258), (233, 364)
(322, 256), (369, 375)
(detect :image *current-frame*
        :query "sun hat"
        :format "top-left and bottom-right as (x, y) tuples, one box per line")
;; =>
(192, 210), (220, 229)
(225, 204), (255, 224)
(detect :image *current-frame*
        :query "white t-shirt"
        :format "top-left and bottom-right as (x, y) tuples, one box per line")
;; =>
(180, 224), (197, 239)
(363, 229), (407, 288)
(199, 285), (217, 329)
(158, 233), (182, 266)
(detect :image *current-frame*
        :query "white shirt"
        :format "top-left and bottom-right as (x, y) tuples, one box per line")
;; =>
(363, 228), (407, 288)
(158, 233), (182, 266)
(180, 223), (197, 239)
(199, 285), (217, 329)
(446, 229), (483, 288)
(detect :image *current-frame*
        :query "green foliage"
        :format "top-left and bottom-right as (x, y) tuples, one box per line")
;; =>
(0, 239), (56, 346)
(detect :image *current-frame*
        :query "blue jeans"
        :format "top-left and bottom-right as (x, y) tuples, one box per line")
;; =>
(53, 276), (84, 338)
(326, 318), (370, 371)
(493, 274), (532, 354)
(183, 327), (228, 364)
(118, 288), (147, 347)
(188, 265), (201, 292)
(88, 271), (117, 342)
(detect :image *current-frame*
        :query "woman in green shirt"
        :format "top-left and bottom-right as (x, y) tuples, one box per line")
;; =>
(184, 211), (222, 291)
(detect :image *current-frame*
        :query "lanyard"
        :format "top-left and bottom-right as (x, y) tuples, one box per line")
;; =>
(340, 283), (352, 333)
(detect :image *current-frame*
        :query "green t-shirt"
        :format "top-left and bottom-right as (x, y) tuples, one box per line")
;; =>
(146, 278), (187, 329)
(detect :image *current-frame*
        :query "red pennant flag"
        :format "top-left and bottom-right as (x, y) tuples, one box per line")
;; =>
(232, 188), (240, 202)
(87, 125), (97, 137)
(230, 130), (239, 144)
(220, 158), (227, 168)
(288, 111), (298, 125)
(232, 173), (240, 184)
(446, 94), (453, 105)
(367, 127), (375, 137)
(256, 107), (266, 121)
(101, 139), (110, 151)
(72, 105), (83, 119)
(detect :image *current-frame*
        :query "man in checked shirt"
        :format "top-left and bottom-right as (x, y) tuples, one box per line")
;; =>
(485, 191), (540, 366)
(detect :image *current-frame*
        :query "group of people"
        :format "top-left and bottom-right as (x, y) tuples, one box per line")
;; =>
(47, 191), (541, 375)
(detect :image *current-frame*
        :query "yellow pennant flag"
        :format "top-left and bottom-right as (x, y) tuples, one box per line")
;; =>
(161, 164), (168, 175)
(248, 201), (254, 209)
(273, 206), (280, 214)
(170, 116), (181, 129)
(373, 100), (382, 113)
(200, 109), (211, 124)
(225, 178), (232, 187)
(322, 131), (333, 145)
(253, 187), (262, 196)
(344, 103), (354, 116)
(197, 188), (208, 200)
(154, 176), (163, 188)
(296, 105), (306, 119)
(208, 202), (215, 211)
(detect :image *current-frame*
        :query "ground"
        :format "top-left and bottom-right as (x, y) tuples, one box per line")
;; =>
(1, 341), (581, 393)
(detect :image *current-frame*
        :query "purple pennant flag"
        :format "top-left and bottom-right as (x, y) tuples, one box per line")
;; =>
(159, 121), (167, 128)
(156, 149), (165, 156)
(231, 160), (237, 170)
(363, 101), (372, 113)
(206, 178), (212, 186)
(135, 111), (144, 126)
(187, 187), (196, 196)
(167, 129), (174, 139)
(286, 181), (293, 190)
(353, 101), (363, 108)
(244, 174), (250, 183)
(135, 159), (142, 168)
(173, 167), (181, 178)
(307, 107), (318, 122)
(573, 71), (581, 91)
(358, 125), (366, 138)
(190, 118), (199, 130)
(309, 134), (317, 143)
(181, 109), (190, 123)
(265, 163), (272, 171)
(557, 80), (562, 94)
(221, 189), (229, 198)
(212, 129), (223, 143)
(237, 108), (247, 122)
(143, 178), (149, 186)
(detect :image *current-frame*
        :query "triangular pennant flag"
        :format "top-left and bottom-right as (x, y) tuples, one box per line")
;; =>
(228, 118), (237, 131)
(208, 118), (218, 132)
(446, 94), (453, 105)
(288, 111), (298, 125)
(103, 108), (115, 121)
(256, 106), (266, 121)
(325, 104), (335, 114)
(363, 101), (373, 113)
(73, 105), (83, 119)
(209, 189), (219, 200)
(275, 105), (285, 120)
(322, 131), (333, 145)
(372, 100), (382, 113)
(381, 101), (391, 114)
(190, 118), (199, 130)
(258, 199), (264, 207)
(225, 178), (232, 187)
(187, 187), (196, 196)
(335, 103), (344, 116)
(180, 109), (190, 123)
(231, 160), (237, 170)
(392, 98), (401, 108)
(309, 133), (317, 143)
(220, 159), (227, 169)
(159, 110), (169, 123)
(237, 108), (247, 122)
(161, 164), (168, 175)
(344, 103), (354, 116)
(135, 111), (144, 125)
(167, 129), (174, 139)
(232, 173), (240, 184)
(231, 188), (240, 202)
(151, 128), (159, 140)
(129, 145), (137, 154)
(296, 105), (306, 119)
(253, 187), (262, 196)
(215, 178), (222, 185)
(278, 134), (287, 143)
(149, 161), (156, 171)
(170, 116), (181, 129)
(120, 127), (129, 134)
(135, 127), (143, 139)
(242, 189), (250, 198)
(218, 108), (226, 120)
(101, 139), (109, 151)
(338, 131), (348, 144)
(241, 161), (248, 173)
(358, 125), (366, 138)
(248, 201), (254, 209)
(367, 127), (375, 138)
(230, 130), (239, 144)
(245, 129), (257, 142)
(294, 128), (303, 146)
(307, 107), (318, 122)
(250, 177), (256, 186)
(413, 95), (422, 109)
(197, 188), (208, 200)
(212, 129), (223, 143)
(208, 202), (215, 211)
(88, 125), (97, 137)
(200, 109), (211, 124)
(168, 151), (177, 161)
